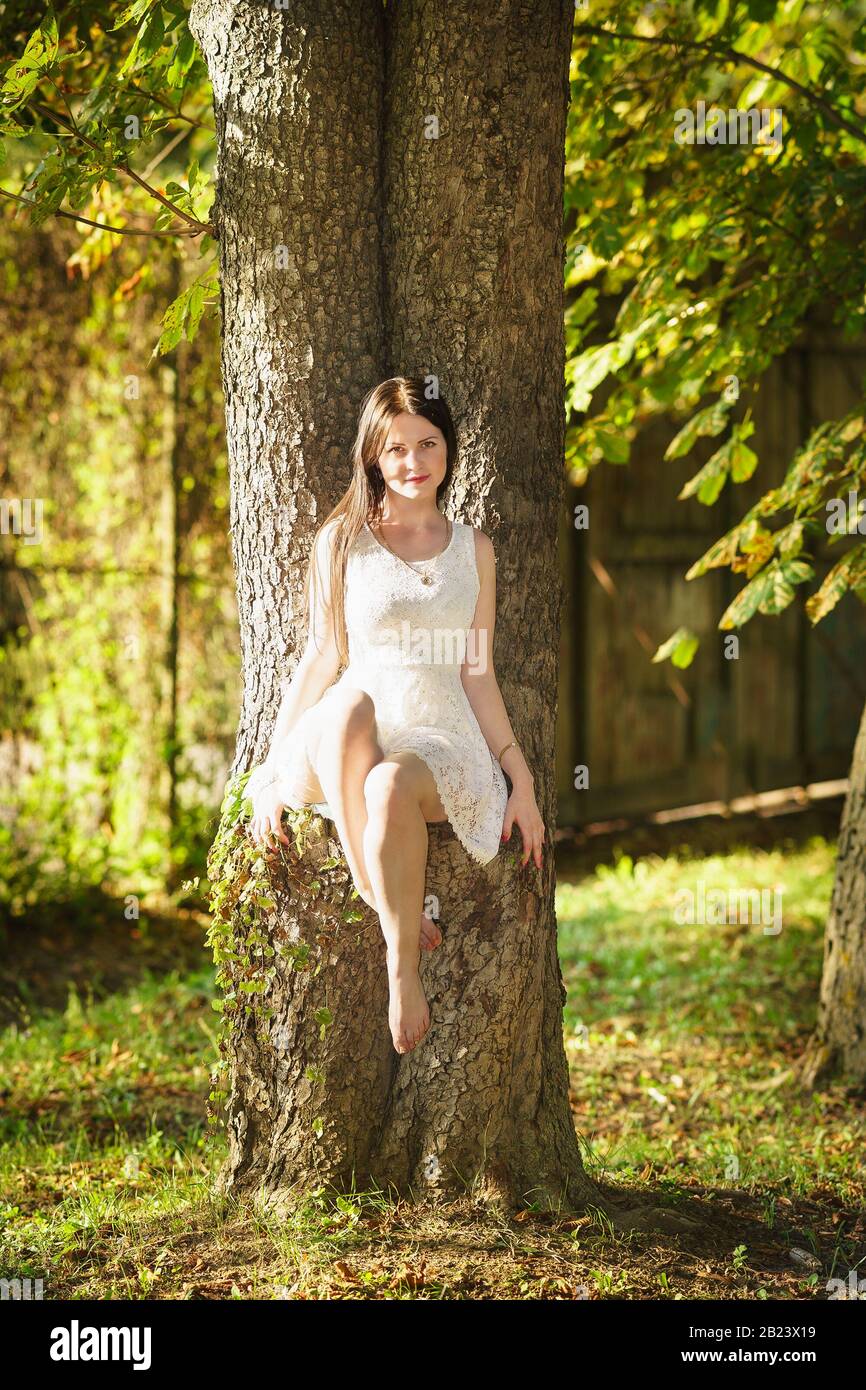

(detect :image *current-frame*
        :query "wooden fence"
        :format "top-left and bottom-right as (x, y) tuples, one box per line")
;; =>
(556, 335), (866, 825)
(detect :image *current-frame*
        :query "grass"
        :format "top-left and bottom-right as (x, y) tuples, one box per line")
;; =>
(556, 838), (861, 1197)
(1, 832), (864, 1300)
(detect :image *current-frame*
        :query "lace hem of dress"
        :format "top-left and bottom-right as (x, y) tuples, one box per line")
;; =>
(387, 736), (502, 867)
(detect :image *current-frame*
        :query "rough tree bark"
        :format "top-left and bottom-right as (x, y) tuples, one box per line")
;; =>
(799, 697), (866, 1087)
(189, 0), (697, 1230)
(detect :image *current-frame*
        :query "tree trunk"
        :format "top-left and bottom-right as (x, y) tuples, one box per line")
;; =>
(799, 696), (866, 1087)
(189, 0), (695, 1230)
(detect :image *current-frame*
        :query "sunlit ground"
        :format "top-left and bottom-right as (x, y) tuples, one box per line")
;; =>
(1, 835), (863, 1299)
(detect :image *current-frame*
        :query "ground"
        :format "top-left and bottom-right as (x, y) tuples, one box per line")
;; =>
(1, 807), (864, 1300)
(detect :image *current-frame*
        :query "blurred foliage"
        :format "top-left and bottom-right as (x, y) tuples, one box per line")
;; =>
(566, 0), (866, 661)
(0, 216), (237, 911)
(0, 1), (216, 344)
(0, 215), (237, 913)
(0, 2), (236, 913)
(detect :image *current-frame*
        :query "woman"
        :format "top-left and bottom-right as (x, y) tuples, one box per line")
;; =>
(246, 377), (545, 1055)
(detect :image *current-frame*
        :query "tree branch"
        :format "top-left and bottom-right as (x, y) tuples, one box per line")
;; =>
(29, 102), (211, 233)
(573, 22), (866, 146)
(0, 187), (207, 238)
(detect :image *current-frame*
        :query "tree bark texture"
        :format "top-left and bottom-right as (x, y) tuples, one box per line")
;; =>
(189, 0), (618, 1218)
(799, 695), (866, 1087)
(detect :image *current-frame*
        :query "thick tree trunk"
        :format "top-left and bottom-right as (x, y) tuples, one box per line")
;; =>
(189, 0), (694, 1229)
(799, 696), (866, 1087)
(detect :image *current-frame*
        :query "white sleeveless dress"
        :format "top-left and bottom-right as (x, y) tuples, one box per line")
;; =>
(247, 517), (508, 865)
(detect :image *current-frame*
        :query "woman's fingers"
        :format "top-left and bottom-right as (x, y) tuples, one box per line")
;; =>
(248, 803), (289, 848)
(515, 813), (544, 868)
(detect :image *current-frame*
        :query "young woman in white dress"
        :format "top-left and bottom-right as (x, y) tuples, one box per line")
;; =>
(247, 378), (545, 1055)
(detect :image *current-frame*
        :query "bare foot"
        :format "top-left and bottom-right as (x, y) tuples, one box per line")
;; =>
(387, 954), (431, 1054)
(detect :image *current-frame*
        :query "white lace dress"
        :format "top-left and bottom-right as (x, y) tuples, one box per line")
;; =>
(247, 517), (508, 865)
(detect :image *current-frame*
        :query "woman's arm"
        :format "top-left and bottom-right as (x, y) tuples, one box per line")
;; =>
(461, 529), (533, 790)
(258, 520), (342, 783)
(461, 529), (544, 867)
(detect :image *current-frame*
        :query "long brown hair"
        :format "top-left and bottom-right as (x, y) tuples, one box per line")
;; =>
(301, 377), (457, 668)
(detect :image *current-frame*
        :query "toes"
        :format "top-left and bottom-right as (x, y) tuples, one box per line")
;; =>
(419, 915), (440, 951)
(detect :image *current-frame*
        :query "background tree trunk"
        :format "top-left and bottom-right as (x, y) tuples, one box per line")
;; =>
(799, 696), (866, 1088)
(190, 0), (690, 1228)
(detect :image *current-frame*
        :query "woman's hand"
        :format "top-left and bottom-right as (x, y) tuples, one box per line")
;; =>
(501, 781), (545, 869)
(248, 780), (290, 848)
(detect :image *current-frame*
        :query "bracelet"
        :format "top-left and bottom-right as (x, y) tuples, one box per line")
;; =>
(497, 739), (517, 764)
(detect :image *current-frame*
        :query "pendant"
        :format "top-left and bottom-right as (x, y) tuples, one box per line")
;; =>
(421, 574), (433, 585)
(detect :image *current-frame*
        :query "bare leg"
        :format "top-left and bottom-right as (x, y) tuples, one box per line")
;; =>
(307, 690), (442, 951)
(310, 687), (383, 909)
(362, 753), (448, 1053)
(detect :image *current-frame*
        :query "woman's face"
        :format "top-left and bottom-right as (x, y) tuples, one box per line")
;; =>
(375, 412), (447, 502)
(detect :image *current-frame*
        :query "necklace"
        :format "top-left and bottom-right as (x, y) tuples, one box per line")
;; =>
(371, 516), (452, 586)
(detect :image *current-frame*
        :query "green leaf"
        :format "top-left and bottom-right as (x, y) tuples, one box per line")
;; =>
(166, 27), (196, 87)
(679, 451), (729, 506)
(652, 627), (699, 669)
(730, 439), (758, 483)
(110, 0), (157, 30)
(118, 4), (165, 76)
(596, 429), (630, 464)
(152, 263), (219, 356)
(314, 1007), (333, 1040)
(720, 559), (814, 629)
(775, 520), (806, 559)
(685, 517), (753, 580)
(805, 545), (866, 623)
(567, 341), (632, 413)
(665, 401), (730, 460)
(679, 426), (758, 506)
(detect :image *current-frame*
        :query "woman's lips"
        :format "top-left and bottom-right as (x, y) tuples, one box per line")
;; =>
(406, 474), (429, 482)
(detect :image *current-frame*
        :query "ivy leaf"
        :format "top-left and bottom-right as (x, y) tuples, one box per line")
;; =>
(314, 1007), (333, 1040)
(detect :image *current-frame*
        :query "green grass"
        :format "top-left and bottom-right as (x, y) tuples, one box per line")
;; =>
(1, 833), (863, 1299)
(0, 967), (224, 1297)
(557, 836), (862, 1200)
